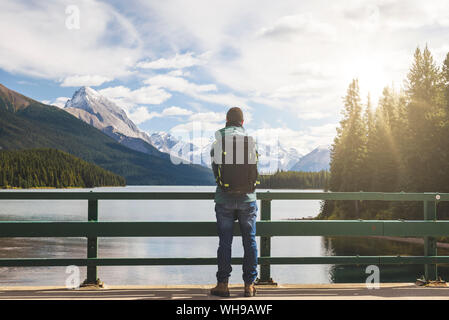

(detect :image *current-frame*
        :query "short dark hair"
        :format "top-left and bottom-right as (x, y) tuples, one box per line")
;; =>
(226, 107), (243, 124)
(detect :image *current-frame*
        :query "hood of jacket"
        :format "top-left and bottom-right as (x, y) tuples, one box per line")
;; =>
(214, 125), (247, 140)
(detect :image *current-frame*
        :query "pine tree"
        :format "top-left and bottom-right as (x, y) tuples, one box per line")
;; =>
(404, 45), (445, 192)
(371, 86), (401, 192)
(361, 93), (375, 192)
(323, 79), (367, 218)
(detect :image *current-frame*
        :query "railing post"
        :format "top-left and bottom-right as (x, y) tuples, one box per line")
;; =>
(255, 199), (277, 285)
(423, 200), (437, 281)
(82, 198), (103, 287)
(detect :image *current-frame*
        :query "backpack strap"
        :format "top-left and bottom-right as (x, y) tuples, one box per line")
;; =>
(220, 135), (228, 189)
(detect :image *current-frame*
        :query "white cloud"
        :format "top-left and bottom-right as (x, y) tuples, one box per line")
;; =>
(289, 63), (331, 79)
(143, 73), (252, 116)
(136, 51), (210, 69)
(297, 112), (331, 120)
(144, 74), (217, 94)
(42, 97), (70, 109)
(189, 112), (225, 123)
(127, 106), (194, 124)
(308, 123), (338, 137)
(343, 1), (449, 31)
(97, 76), (249, 124)
(60, 75), (112, 87)
(127, 106), (160, 124)
(164, 111), (227, 147)
(98, 85), (171, 109)
(269, 79), (333, 99)
(0, 0), (143, 82)
(168, 120), (223, 142)
(257, 13), (336, 40)
(162, 106), (193, 116)
(167, 69), (191, 77)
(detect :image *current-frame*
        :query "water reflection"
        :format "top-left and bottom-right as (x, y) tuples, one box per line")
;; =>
(324, 236), (449, 283)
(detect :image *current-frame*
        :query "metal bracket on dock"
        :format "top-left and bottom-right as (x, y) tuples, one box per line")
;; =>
(255, 277), (278, 286)
(80, 278), (105, 289)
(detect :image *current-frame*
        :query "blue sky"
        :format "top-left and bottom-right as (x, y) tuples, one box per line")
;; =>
(1, 0), (449, 154)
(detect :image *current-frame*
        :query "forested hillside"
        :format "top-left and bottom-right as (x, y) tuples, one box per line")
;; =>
(0, 84), (215, 186)
(259, 170), (329, 189)
(319, 46), (449, 220)
(0, 149), (125, 188)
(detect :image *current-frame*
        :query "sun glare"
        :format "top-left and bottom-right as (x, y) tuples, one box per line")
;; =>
(346, 58), (391, 104)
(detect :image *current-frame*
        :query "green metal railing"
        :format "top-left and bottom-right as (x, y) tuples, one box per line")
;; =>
(0, 191), (447, 285)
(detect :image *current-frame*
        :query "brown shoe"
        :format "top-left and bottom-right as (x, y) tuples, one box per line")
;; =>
(210, 282), (230, 297)
(244, 283), (257, 297)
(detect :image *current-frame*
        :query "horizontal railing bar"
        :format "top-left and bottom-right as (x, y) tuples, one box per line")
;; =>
(0, 192), (215, 200)
(1, 221), (449, 237)
(0, 191), (447, 201)
(257, 192), (447, 201)
(1, 256), (449, 267)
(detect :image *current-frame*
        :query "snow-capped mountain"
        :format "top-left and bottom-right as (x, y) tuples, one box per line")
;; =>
(130, 128), (306, 173)
(149, 131), (180, 153)
(64, 87), (160, 156)
(256, 143), (303, 173)
(149, 131), (198, 155)
(290, 145), (331, 172)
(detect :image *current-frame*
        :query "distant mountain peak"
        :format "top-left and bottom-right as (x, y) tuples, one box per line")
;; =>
(66, 86), (113, 113)
(77, 86), (102, 99)
(290, 145), (331, 172)
(77, 86), (96, 93)
(64, 87), (156, 152)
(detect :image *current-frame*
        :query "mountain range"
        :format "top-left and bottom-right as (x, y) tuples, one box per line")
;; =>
(0, 84), (214, 185)
(0, 83), (329, 187)
(62, 86), (330, 173)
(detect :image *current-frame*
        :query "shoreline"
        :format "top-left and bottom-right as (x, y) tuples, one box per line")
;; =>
(286, 218), (449, 248)
(0, 185), (126, 190)
(366, 236), (449, 249)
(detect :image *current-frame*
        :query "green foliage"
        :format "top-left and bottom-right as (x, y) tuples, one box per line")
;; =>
(319, 45), (449, 221)
(258, 170), (329, 189)
(0, 148), (125, 188)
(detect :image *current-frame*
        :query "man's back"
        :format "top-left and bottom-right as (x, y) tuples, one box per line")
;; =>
(210, 125), (258, 204)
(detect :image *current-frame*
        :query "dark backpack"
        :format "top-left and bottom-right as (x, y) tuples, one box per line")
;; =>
(211, 134), (259, 194)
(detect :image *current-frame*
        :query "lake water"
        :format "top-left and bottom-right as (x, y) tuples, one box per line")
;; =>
(0, 186), (448, 286)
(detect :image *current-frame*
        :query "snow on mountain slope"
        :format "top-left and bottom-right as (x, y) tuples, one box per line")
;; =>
(165, 137), (303, 173)
(64, 87), (160, 156)
(290, 144), (331, 172)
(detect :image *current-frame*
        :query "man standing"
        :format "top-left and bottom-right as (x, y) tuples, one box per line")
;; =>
(210, 107), (259, 297)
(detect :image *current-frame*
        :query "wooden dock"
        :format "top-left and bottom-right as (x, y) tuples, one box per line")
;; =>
(0, 283), (448, 300)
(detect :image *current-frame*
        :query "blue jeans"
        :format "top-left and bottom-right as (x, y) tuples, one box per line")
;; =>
(215, 200), (258, 284)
